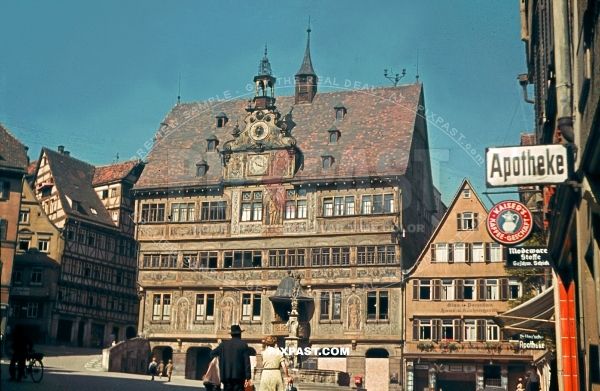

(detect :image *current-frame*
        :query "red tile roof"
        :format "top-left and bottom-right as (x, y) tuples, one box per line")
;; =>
(93, 160), (140, 185)
(136, 83), (423, 189)
(0, 123), (28, 173)
(27, 160), (38, 176)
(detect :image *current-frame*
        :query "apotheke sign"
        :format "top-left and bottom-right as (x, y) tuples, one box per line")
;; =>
(486, 144), (571, 187)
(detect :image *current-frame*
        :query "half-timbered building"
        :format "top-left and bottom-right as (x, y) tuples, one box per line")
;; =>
(133, 30), (436, 391)
(29, 147), (144, 347)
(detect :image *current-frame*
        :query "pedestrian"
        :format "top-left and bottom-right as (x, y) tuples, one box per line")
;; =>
(210, 325), (252, 391)
(149, 357), (158, 380)
(260, 335), (292, 391)
(158, 360), (165, 379)
(8, 325), (33, 382)
(166, 359), (174, 382)
(527, 367), (540, 391)
(517, 377), (524, 391)
(203, 357), (221, 391)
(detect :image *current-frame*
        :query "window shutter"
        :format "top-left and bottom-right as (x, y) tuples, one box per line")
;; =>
(500, 278), (509, 300)
(430, 244), (436, 263)
(433, 279), (441, 301)
(485, 243), (491, 262)
(454, 319), (462, 342)
(477, 320), (485, 341)
(500, 328), (508, 341)
(413, 319), (419, 341)
(413, 280), (420, 301)
(456, 279), (464, 300)
(478, 279), (486, 300)
(457, 213), (462, 230)
(448, 243), (454, 263)
(474, 213), (479, 230)
(503, 246), (508, 261)
(466, 243), (472, 263)
(432, 319), (440, 342)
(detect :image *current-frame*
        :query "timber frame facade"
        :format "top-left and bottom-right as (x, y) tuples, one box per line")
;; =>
(27, 147), (144, 347)
(133, 32), (436, 391)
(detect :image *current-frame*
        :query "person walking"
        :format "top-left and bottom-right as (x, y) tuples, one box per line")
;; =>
(157, 360), (165, 379)
(149, 357), (158, 380)
(210, 325), (252, 391)
(166, 359), (174, 382)
(260, 336), (292, 391)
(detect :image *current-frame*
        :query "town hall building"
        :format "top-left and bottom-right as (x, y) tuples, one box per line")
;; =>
(133, 29), (436, 390)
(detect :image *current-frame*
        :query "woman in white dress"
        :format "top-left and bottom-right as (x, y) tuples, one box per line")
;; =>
(260, 336), (292, 391)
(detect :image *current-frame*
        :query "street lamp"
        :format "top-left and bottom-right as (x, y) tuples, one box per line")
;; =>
(384, 68), (407, 86)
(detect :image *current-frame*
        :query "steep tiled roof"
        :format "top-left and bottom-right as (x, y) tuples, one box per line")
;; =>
(520, 133), (535, 146)
(0, 123), (28, 173)
(42, 148), (117, 229)
(93, 160), (140, 185)
(136, 83), (423, 189)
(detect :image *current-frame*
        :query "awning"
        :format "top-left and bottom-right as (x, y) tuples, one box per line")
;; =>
(494, 286), (554, 337)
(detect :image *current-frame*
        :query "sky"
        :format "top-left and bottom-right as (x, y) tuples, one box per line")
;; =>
(0, 0), (532, 205)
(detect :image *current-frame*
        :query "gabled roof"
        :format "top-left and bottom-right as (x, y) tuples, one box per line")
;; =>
(92, 160), (142, 186)
(0, 123), (28, 173)
(135, 83), (424, 190)
(40, 148), (117, 229)
(405, 178), (488, 275)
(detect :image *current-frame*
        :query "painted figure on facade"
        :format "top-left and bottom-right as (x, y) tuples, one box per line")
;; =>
(221, 300), (233, 330)
(348, 297), (360, 330)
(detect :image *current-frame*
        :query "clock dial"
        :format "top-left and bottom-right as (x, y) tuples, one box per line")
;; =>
(249, 155), (268, 175)
(250, 121), (269, 141)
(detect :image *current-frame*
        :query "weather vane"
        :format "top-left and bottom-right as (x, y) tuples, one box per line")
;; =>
(383, 67), (406, 86)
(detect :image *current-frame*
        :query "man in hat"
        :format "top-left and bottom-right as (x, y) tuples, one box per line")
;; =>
(211, 325), (252, 391)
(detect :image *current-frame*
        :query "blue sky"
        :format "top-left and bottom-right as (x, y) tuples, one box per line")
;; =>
(0, 0), (531, 204)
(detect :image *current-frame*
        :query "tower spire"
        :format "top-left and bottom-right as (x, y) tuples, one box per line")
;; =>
(296, 17), (316, 77)
(295, 18), (318, 104)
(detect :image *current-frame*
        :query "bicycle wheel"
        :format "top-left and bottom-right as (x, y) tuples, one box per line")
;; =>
(30, 359), (43, 383)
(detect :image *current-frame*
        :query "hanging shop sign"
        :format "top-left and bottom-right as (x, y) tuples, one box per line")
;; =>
(506, 246), (552, 269)
(486, 144), (572, 187)
(518, 333), (547, 350)
(487, 201), (533, 245)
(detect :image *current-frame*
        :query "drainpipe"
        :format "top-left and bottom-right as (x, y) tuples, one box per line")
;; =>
(552, 0), (574, 142)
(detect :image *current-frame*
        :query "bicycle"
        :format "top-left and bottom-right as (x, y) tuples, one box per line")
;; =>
(9, 350), (44, 383)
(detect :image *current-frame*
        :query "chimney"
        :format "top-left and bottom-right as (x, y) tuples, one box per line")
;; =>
(58, 145), (65, 154)
(64, 151), (70, 157)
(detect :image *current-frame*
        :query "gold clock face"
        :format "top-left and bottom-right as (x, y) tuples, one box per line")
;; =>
(250, 121), (269, 141)
(249, 154), (268, 175)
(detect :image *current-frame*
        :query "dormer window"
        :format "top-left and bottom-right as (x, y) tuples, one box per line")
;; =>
(216, 113), (228, 128)
(206, 135), (219, 152)
(328, 125), (341, 143)
(196, 159), (208, 177)
(334, 103), (347, 119)
(322, 155), (334, 169)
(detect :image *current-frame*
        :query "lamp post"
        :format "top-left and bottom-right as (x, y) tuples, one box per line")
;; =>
(384, 68), (407, 86)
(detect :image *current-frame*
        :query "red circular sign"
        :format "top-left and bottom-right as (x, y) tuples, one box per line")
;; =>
(486, 201), (533, 245)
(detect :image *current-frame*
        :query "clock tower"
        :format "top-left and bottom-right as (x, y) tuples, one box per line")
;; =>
(220, 47), (298, 181)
